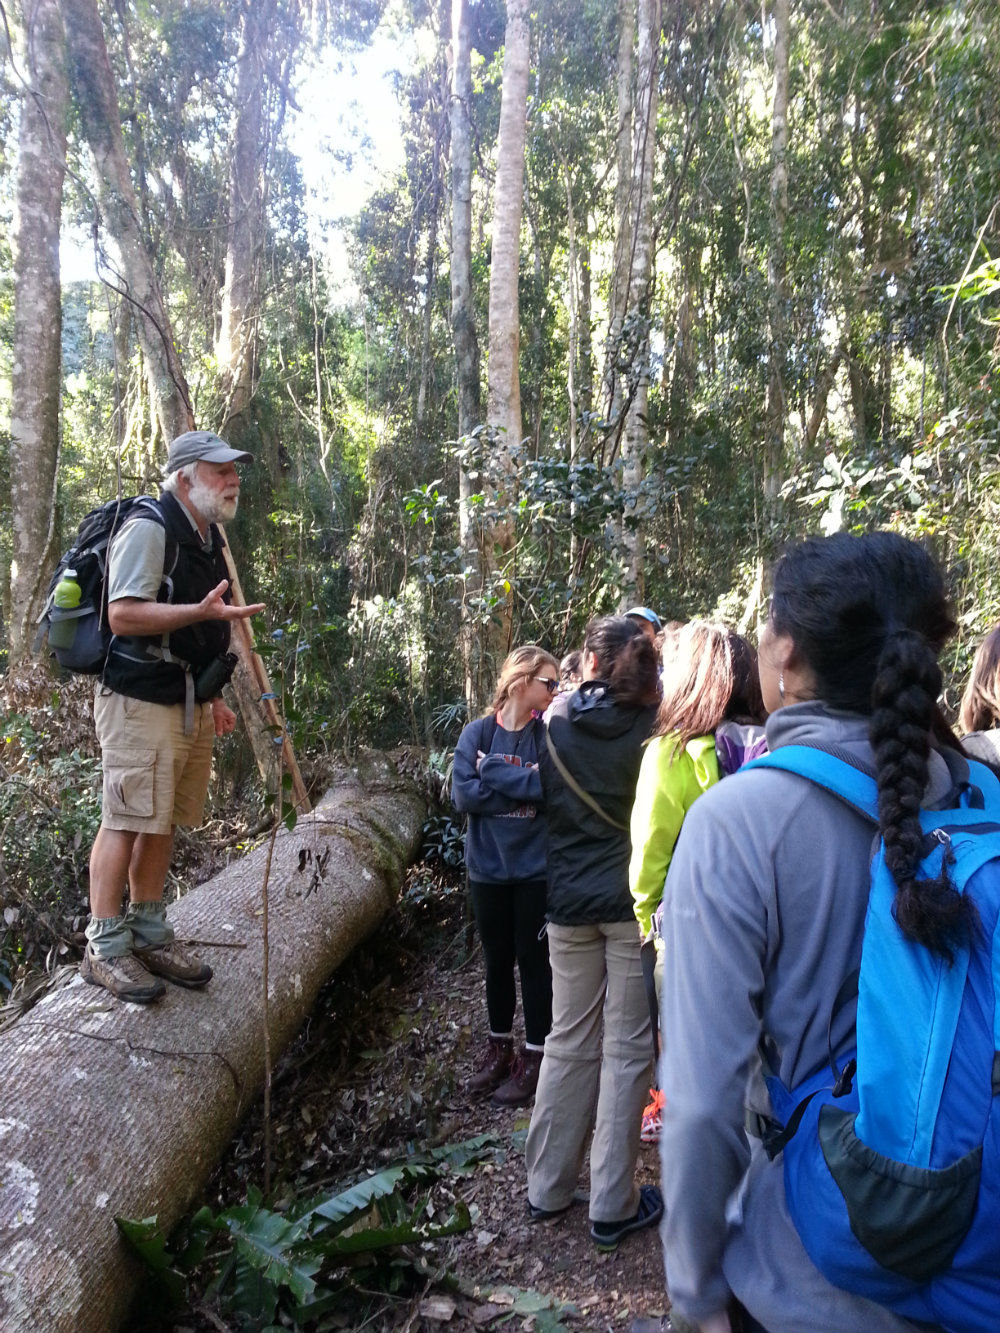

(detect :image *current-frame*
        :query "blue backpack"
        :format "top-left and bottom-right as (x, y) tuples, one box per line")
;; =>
(749, 746), (1000, 1333)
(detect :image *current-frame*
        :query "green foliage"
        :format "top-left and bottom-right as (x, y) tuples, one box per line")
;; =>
(421, 812), (466, 869)
(0, 712), (99, 990)
(8, 0), (1000, 800)
(117, 1136), (501, 1327)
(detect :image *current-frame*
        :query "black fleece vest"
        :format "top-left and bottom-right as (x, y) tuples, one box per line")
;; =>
(101, 491), (232, 706)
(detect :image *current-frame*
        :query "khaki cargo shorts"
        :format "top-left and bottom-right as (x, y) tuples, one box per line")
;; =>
(95, 689), (215, 833)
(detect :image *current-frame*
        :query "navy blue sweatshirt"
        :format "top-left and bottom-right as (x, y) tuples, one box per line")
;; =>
(451, 713), (548, 883)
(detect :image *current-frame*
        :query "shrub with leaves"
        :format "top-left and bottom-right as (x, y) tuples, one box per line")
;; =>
(0, 711), (100, 989)
(119, 1136), (501, 1328)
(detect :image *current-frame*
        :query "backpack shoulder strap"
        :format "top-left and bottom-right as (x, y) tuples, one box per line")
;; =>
(745, 745), (879, 824)
(113, 494), (166, 541)
(963, 756), (1000, 806)
(112, 496), (177, 596)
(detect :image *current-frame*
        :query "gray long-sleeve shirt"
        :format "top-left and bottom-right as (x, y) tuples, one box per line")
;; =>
(659, 701), (954, 1333)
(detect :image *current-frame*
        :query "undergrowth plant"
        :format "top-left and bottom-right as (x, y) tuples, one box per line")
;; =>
(118, 1134), (578, 1331)
(0, 711), (100, 989)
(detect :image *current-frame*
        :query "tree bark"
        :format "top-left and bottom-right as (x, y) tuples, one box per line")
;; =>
(417, 38), (447, 446)
(578, 233), (593, 425)
(450, 0), (485, 709)
(216, 0), (277, 439)
(763, 0), (790, 507)
(486, 0), (529, 451)
(483, 0), (530, 672)
(8, 0), (69, 661)
(0, 754), (426, 1333)
(619, 0), (661, 602)
(60, 0), (194, 446)
(804, 344), (844, 453)
(604, 0), (635, 452)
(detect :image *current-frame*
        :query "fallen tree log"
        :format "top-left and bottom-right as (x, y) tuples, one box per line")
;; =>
(0, 751), (428, 1333)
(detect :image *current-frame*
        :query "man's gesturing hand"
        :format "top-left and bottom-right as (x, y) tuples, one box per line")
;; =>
(199, 580), (266, 621)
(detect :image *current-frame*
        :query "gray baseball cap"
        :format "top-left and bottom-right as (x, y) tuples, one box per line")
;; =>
(164, 430), (254, 474)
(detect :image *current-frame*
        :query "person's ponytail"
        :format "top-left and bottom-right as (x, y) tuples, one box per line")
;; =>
(583, 616), (659, 707)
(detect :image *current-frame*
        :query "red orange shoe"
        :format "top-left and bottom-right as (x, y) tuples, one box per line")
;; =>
(640, 1087), (666, 1143)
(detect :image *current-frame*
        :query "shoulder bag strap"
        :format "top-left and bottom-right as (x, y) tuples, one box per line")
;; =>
(544, 715), (628, 831)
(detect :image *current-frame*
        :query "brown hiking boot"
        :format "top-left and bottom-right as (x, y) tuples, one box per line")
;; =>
(491, 1047), (543, 1107)
(135, 941), (213, 988)
(80, 946), (166, 1004)
(468, 1035), (514, 1093)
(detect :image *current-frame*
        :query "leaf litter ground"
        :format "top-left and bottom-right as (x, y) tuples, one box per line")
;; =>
(169, 866), (670, 1333)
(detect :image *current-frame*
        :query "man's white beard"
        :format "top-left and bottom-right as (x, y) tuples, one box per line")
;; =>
(188, 477), (239, 525)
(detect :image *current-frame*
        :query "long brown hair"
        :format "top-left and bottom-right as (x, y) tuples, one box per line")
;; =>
(654, 621), (764, 749)
(488, 645), (559, 714)
(583, 616), (660, 707)
(959, 626), (1000, 735)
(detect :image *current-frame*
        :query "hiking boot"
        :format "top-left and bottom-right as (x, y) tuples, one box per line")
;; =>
(80, 946), (166, 1004)
(134, 941), (212, 989)
(468, 1035), (514, 1093)
(491, 1047), (543, 1107)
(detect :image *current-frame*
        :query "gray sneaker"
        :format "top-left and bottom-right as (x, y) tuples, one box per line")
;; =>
(80, 946), (166, 1003)
(134, 941), (212, 989)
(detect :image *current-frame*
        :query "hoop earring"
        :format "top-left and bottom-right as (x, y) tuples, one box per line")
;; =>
(778, 672), (786, 704)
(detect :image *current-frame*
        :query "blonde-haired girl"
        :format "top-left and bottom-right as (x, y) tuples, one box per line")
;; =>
(452, 644), (560, 1105)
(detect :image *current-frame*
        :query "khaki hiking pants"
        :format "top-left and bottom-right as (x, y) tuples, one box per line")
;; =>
(525, 920), (653, 1223)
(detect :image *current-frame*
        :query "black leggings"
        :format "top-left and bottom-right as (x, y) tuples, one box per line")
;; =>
(469, 878), (552, 1047)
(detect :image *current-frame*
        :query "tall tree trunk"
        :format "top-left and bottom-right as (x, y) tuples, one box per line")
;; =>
(604, 0), (635, 456)
(216, 0), (277, 441)
(578, 232), (594, 425)
(557, 145), (583, 585)
(667, 261), (696, 443)
(60, 0), (193, 445)
(8, 0), (68, 662)
(763, 0), (789, 507)
(620, 0), (661, 602)
(483, 0), (530, 674)
(416, 199), (439, 441)
(417, 41), (447, 445)
(450, 0), (485, 709)
(571, 231), (594, 606)
(803, 344), (844, 454)
(486, 0), (529, 449)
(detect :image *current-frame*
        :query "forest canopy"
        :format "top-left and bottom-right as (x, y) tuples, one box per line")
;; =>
(2, 0), (999, 756)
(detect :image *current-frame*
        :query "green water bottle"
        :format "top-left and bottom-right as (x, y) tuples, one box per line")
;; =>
(48, 568), (82, 651)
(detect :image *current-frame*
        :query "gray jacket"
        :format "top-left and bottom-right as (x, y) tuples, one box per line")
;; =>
(659, 701), (957, 1332)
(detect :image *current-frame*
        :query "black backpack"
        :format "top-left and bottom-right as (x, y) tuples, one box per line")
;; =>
(37, 496), (174, 673)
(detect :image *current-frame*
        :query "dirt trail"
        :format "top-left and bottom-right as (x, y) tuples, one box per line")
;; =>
(181, 874), (670, 1332)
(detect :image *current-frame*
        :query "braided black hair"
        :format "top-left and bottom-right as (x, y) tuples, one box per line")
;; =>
(770, 532), (976, 959)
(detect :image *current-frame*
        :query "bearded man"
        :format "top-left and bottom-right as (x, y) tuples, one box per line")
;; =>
(81, 431), (264, 1003)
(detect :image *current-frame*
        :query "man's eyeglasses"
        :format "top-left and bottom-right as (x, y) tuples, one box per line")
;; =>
(534, 675), (559, 693)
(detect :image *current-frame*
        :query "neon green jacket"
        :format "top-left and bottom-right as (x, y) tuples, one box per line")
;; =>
(629, 732), (720, 938)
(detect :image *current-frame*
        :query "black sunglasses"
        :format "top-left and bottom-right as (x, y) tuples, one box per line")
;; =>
(533, 675), (559, 693)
